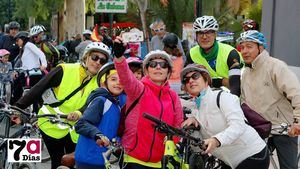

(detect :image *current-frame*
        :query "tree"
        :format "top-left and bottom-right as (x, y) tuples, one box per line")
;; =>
(14, 0), (64, 29)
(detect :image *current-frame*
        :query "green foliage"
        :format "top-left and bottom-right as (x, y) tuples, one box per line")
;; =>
(116, 0), (194, 37)
(86, 0), (96, 15)
(0, 0), (19, 29)
(245, 0), (262, 24)
(14, 0), (63, 20)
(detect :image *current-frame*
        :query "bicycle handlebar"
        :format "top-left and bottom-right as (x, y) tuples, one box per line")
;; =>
(142, 113), (202, 143)
(0, 102), (68, 120)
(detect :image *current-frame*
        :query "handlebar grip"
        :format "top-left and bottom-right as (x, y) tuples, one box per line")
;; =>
(142, 113), (161, 124)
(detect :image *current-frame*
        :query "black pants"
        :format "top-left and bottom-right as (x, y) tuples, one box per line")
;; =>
(220, 146), (270, 169)
(40, 130), (76, 169)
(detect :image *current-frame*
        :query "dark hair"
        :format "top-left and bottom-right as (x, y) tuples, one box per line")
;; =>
(163, 46), (182, 57)
(129, 65), (143, 75)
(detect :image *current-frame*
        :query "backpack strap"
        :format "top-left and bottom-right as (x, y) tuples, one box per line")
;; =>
(216, 90), (224, 109)
(125, 87), (145, 117)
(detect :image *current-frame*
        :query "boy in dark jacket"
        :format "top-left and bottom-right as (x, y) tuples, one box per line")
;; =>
(74, 62), (126, 169)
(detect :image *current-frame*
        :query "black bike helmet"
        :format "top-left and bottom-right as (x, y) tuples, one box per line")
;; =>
(9, 21), (20, 29)
(162, 33), (178, 49)
(97, 62), (115, 86)
(14, 31), (29, 40)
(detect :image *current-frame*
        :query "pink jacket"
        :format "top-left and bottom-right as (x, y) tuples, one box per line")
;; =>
(114, 58), (183, 163)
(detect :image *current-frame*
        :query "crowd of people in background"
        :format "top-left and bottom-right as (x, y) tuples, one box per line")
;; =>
(1, 15), (300, 169)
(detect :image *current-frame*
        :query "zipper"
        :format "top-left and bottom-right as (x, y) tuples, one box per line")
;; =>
(147, 89), (163, 162)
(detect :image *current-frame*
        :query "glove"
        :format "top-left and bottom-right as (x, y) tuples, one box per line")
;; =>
(113, 41), (126, 58)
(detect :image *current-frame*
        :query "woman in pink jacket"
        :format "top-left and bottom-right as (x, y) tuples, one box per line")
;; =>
(113, 37), (183, 169)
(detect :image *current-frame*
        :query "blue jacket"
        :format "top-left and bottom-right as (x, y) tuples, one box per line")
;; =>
(74, 87), (126, 166)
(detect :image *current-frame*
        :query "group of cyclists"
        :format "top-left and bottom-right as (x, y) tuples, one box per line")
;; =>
(0, 15), (300, 169)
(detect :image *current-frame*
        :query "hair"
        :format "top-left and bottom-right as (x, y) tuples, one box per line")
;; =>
(19, 37), (30, 57)
(163, 46), (182, 57)
(129, 65), (143, 75)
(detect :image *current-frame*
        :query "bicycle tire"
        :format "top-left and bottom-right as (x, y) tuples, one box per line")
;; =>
(17, 163), (38, 169)
(189, 152), (205, 169)
(30, 119), (51, 163)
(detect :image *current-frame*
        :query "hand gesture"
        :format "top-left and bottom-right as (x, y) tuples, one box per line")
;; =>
(113, 36), (126, 58)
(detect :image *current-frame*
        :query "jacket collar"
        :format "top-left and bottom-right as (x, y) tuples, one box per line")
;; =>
(141, 76), (170, 94)
(250, 50), (269, 70)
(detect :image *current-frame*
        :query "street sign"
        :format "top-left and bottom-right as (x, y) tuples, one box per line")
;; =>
(95, 0), (128, 13)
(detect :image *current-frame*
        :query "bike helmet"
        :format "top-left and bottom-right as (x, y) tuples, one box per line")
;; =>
(143, 50), (173, 71)
(8, 21), (20, 29)
(236, 30), (267, 49)
(180, 64), (211, 86)
(193, 15), (219, 32)
(126, 57), (143, 67)
(242, 19), (259, 31)
(97, 62), (116, 86)
(30, 25), (46, 37)
(162, 33), (178, 49)
(0, 49), (10, 57)
(82, 42), (111, 60)
(14, 31), (29, 40)
(56, 45), (69, 61)
(82, 29), (92, 35)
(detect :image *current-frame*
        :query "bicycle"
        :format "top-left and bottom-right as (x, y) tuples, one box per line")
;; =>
(0, 102), (69, 169)
(142, 113), (221, 169)
(267, 123), (292, 169)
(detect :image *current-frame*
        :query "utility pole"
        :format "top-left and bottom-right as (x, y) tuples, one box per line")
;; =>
(195, 0), (202, 17)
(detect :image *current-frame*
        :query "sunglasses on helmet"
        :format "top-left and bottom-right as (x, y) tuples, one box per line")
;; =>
(147, 60), (169, 69)
(183, 72), (201, 84)
(91, 54), (107, 64)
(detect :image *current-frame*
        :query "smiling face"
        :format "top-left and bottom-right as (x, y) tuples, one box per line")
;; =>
(196, 30), (217, 52)
(240, 41), (264, 64)
(85, 51), (107, 75)
(184, 71), (208, 97)
(145, 58), (169, 86)
(105, 73), (124, 96)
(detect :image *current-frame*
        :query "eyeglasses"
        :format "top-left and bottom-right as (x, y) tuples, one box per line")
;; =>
(183, 72), (201, 84)
(91, 54), (107, 64)
(147, 61), (169, 69)
(153, 27), (165, 33)
(197, 30), (216, 37)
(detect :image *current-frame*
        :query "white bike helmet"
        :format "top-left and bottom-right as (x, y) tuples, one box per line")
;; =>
(143, 50), (173, 71)
(236, 30), (267, 49)
(193, 15), (219, 32)
(82, 42), (111, 60)
(30, 25), (46, 37)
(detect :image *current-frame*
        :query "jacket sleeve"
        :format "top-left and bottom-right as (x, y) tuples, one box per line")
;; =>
(114, 57), (144, 100)
(213, 92), (247, 146)
(75, 97), (104, 139)
(272, 61), (300, 121)
(28, 43), (47, 67)
(14, 66), (63, 109)
(173, 94), (184, 128)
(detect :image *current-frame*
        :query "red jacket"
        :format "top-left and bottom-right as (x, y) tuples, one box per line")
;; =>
(114, 58), (183, 163)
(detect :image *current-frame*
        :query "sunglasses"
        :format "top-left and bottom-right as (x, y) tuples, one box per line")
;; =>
(153, 27), (165, 33)
(91, 54), (107, 64)
(197, 30), (216, 37)
(148, 61), (169, 69)
(183, 72), (201, 84)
